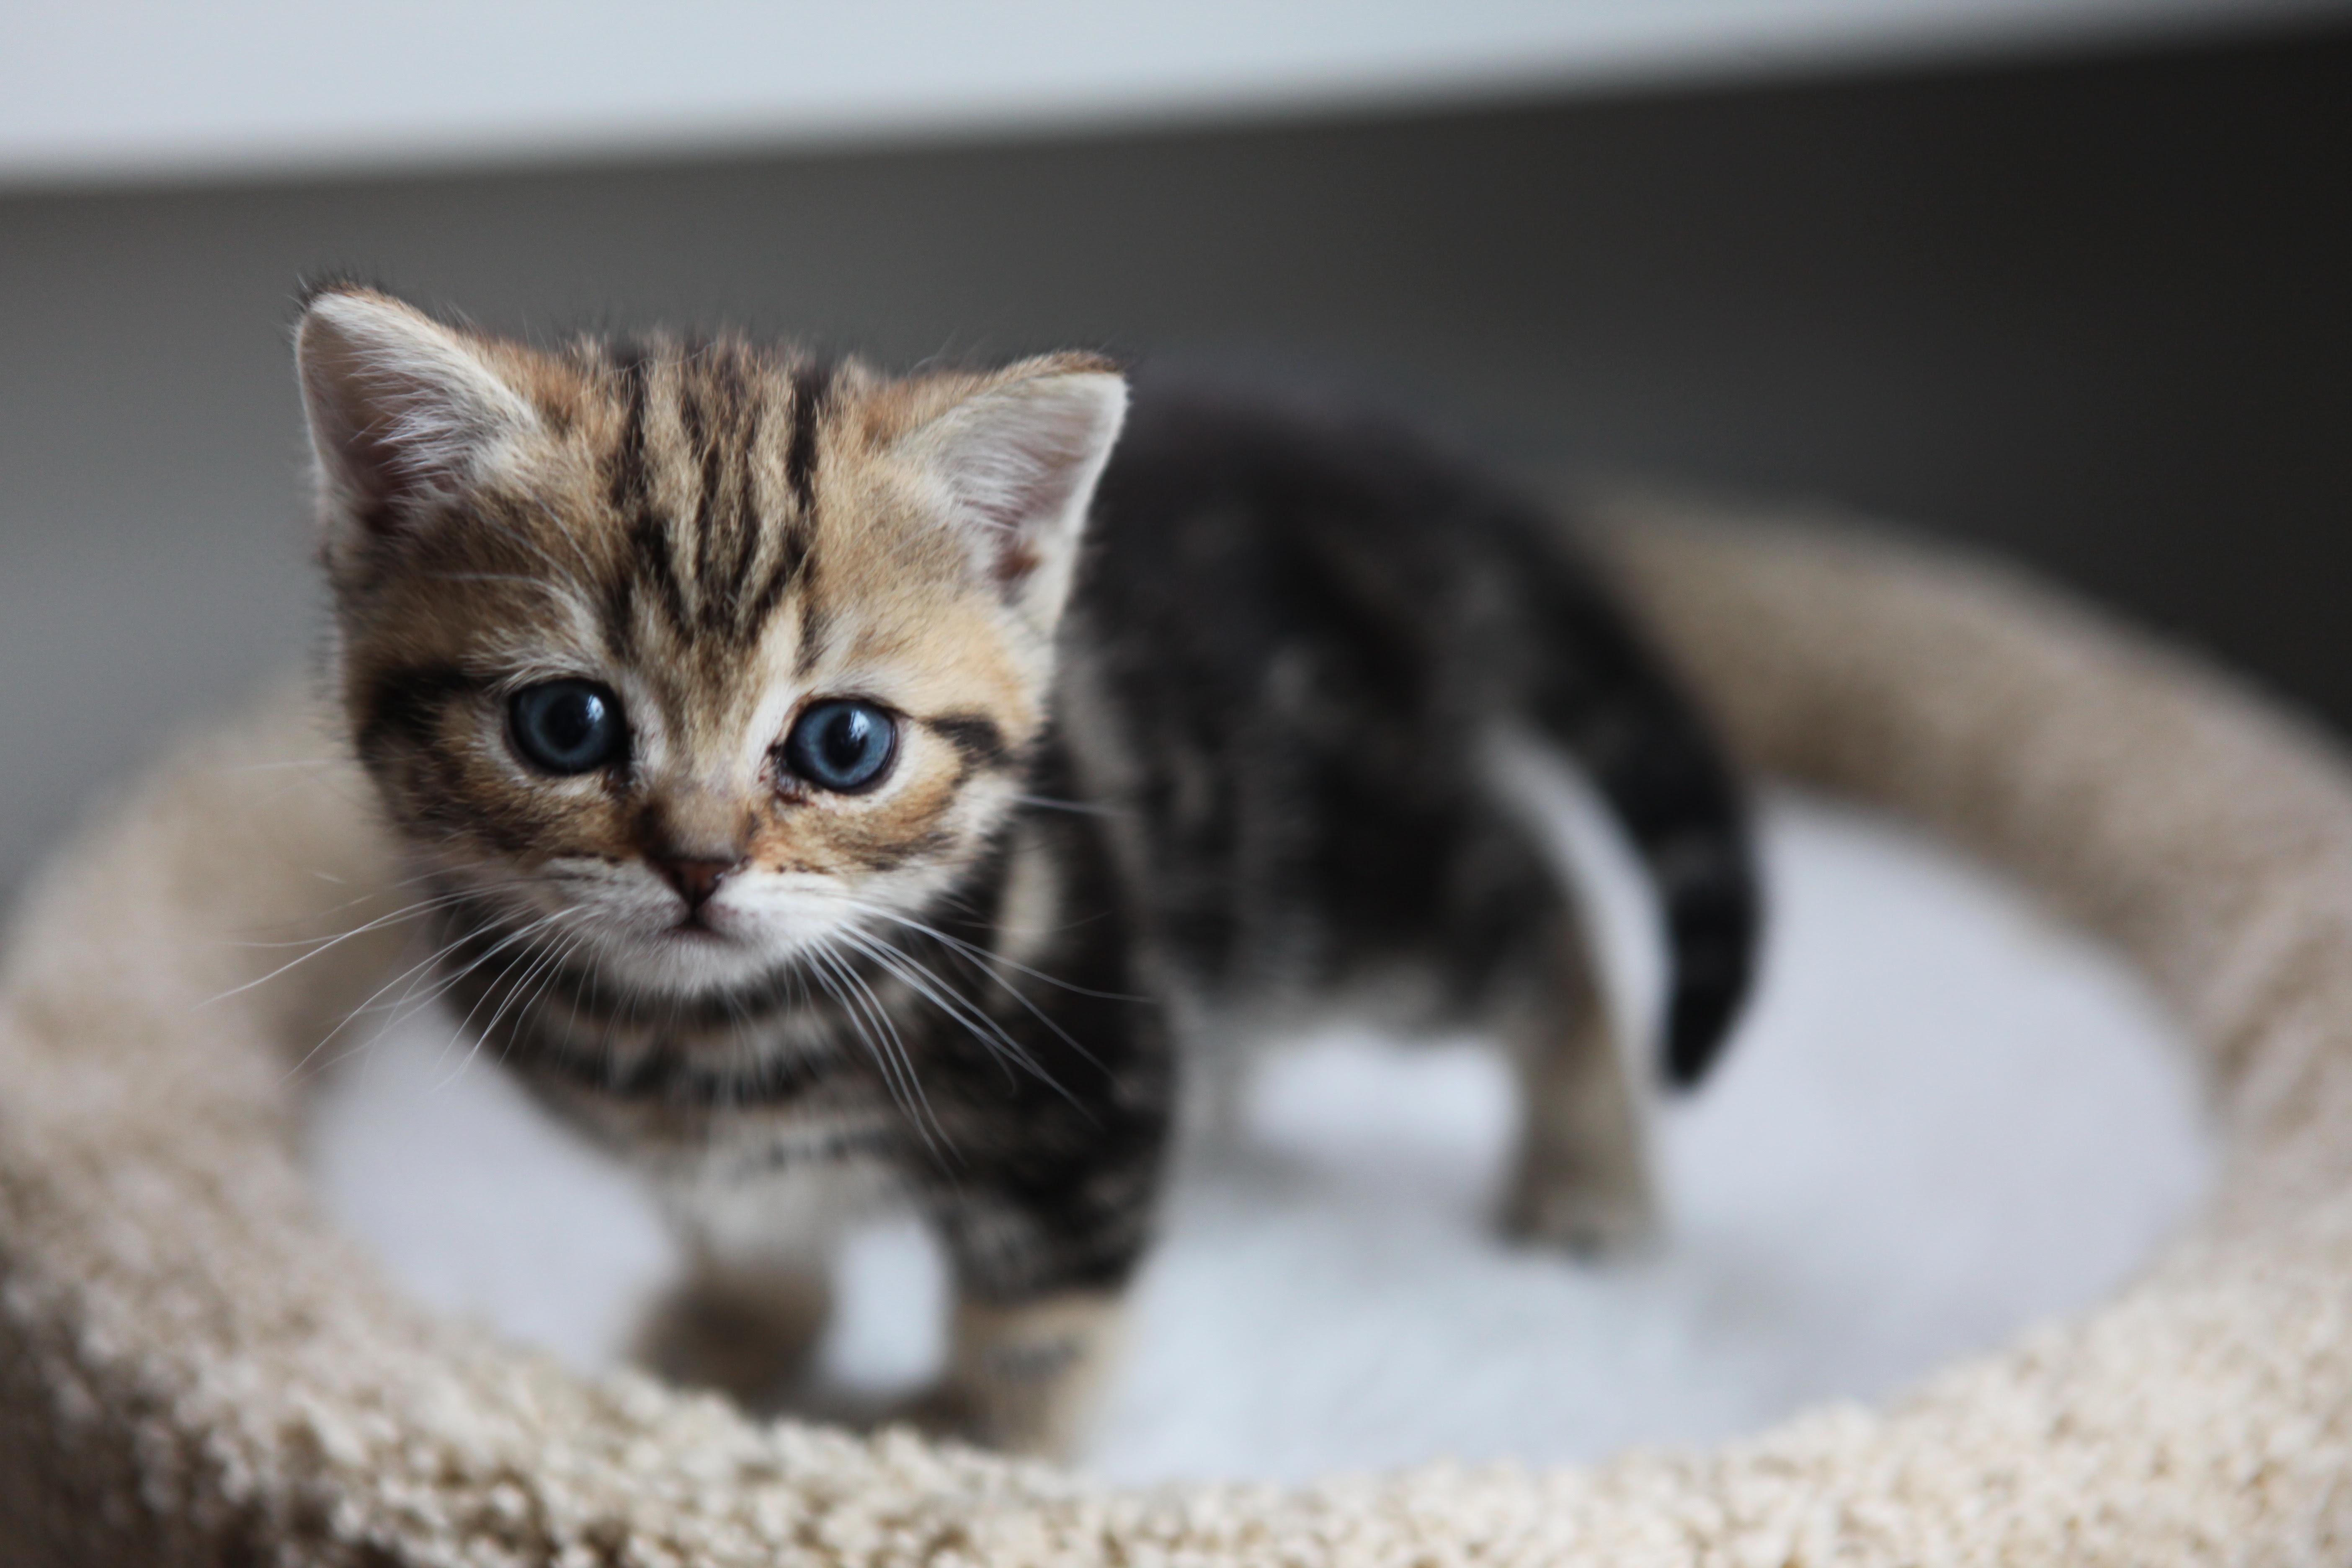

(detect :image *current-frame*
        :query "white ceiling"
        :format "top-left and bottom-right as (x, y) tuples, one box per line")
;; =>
(8, 0), (2338, 188)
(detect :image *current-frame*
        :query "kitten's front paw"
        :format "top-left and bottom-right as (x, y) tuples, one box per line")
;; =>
(889, 1291), (1127, 1460)
(895, 1362), (1118, 1459)
(875, 1378), (1076, 1458)
(874, 1382), (988, 1447)
(631, 1266), (833, 1411)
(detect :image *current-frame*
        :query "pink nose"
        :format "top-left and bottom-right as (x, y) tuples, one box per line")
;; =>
(652, 855), (737, 912)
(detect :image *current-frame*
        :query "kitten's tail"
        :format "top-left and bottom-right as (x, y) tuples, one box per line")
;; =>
(1517, 530), (1764, 1088)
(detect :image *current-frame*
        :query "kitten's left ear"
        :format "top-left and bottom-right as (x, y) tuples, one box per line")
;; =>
(296, 285), (542, 554)
(905, 356), (1128, 626)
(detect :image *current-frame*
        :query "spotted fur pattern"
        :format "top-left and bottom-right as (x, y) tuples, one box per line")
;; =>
(295, 284), (1760, 1457)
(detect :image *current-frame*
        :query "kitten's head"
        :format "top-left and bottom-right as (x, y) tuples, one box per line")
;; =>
(296, 285), (1125, 995)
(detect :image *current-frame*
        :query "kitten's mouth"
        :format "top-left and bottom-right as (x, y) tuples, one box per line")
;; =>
(640, 898), (739, 946)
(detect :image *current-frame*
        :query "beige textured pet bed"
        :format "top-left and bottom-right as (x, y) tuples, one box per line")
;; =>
(4, 506), (2349, 1565)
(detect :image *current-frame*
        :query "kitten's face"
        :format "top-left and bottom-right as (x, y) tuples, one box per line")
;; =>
(297, 288), (1124, 995)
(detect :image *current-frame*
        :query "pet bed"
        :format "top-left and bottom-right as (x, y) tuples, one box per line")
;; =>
(2, 503), (2347, 1564)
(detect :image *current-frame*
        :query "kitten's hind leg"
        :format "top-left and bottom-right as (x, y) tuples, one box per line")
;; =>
(1498, 910), (1656, 1256)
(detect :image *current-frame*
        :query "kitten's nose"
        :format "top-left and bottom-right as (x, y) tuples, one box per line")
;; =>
(652, 854), (739, 913)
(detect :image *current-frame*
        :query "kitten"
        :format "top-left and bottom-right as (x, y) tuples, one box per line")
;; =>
(295, 284), (1760, 1457)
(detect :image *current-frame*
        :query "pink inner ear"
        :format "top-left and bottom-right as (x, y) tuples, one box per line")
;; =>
(315, 382), (426, 536)
(994, 536), (1044, 590)
(930, 373), (1127, 600)
(299, 294), (530, 539)
(310, 356), (487, 532)
(966, 441), (1088, 586)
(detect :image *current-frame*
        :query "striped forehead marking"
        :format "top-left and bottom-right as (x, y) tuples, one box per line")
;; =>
(600, 339), (830, 657)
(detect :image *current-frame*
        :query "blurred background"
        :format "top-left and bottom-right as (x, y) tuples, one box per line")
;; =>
(4, 0), (2349, 895)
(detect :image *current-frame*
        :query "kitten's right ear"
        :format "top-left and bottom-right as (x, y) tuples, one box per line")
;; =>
(296, 287), (539, 547)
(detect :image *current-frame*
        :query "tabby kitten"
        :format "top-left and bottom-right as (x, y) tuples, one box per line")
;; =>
(296, 285), (1759, 1457)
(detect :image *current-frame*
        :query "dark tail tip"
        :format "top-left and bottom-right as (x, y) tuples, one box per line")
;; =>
(1658, 878), (1761, 1088)
(1663, 965), (1748, 1086)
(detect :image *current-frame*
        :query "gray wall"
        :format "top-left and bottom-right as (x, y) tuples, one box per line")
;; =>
(3, 24), (2347, 892)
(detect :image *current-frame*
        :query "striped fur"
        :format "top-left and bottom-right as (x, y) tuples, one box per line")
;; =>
(296, 286), (1761, 1457)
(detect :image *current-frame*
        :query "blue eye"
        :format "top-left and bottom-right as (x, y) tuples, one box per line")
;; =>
(509, 680), (625, 774)
(783, 700), (897, 793)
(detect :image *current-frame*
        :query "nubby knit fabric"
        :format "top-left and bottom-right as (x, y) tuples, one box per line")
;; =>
(1, 505), (2346, 1563)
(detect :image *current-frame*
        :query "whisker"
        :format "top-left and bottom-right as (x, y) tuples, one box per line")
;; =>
(839, 897), (1140, 1003)
(351, 906), (576, 1079)
(824, 900), (1119, 1082)
(280, 920), (492, 1083)
(205, 888), (506, 1005)
(1007, 793), (1120, 817)
(430, 915), (576, 1083)
(809, 941), (919, 1119)
(809, 938), (950, 1158)
(450, 934), (565, 1075)
(835, 926), (1088, 1112)
(307, 887), (582, 1055)
(225, 865), (547, 946)
(463, 925), (591, 1086)
(224, 887), (495, 950)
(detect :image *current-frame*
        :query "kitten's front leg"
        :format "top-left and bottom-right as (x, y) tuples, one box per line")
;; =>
(632, 1182), (845, 1410)
(633, 1250), (834, 1408)
(911, 1287), (1131, 1459)
(913, 1010), (1171, 1458)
